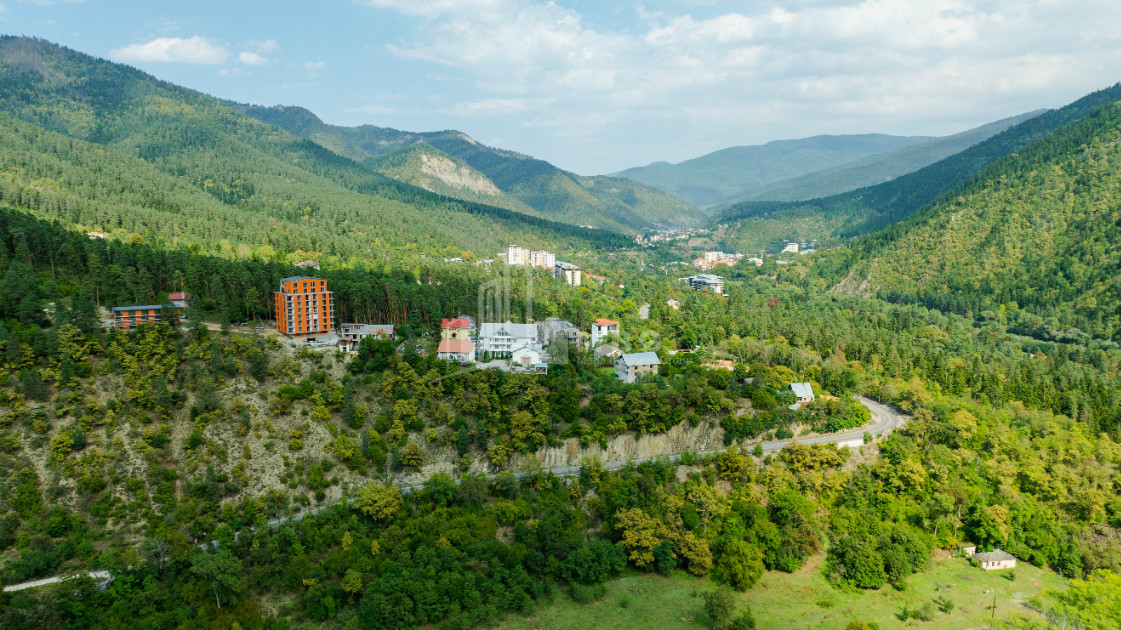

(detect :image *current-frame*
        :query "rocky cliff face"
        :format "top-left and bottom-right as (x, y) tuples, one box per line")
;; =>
(510, 421), (725, 470)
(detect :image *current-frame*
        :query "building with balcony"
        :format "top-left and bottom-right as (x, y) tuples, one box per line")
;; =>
(112, 305), (182, 330)
(275, 276), (335, 338)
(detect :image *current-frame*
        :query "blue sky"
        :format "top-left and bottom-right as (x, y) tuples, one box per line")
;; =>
(3, 0), (1120, 174)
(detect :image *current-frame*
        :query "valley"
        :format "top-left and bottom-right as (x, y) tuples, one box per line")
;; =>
(0, 33), (1118, 630)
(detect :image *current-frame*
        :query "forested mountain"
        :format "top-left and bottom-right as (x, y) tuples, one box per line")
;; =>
(744, 111), (1045, 202)
(0, 36), (628, 263)
(715, 83), (1121, 251)
(233, 103), (707, 232)
(362, 144), (537, 215)
(825, 95), (1121, 343)
(615, 134), (930, 209)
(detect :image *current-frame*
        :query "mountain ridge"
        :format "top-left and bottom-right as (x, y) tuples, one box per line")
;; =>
(230, 102), (707, 232)
(615, 133), (931, 209)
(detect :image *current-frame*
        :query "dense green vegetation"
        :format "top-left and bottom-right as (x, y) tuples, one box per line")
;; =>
(617, 134), (928, 209)
(232, 102), (707, 232)
(0, 36), (628, 263)
(716, 83), (1121, 249)
(0, 199), (1117, 627)
(744, 111), (1043, 203)
(0, 34), (1119, 630)
(819, 97), (1121, 343)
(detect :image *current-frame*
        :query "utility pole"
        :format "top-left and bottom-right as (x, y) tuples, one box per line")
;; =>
(991, 595), (996, 618)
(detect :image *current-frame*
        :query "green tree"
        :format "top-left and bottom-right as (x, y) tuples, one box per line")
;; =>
(190, 547), (242, 609)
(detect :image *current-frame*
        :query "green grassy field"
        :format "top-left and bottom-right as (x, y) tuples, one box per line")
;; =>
(487, 553), (1065, 629)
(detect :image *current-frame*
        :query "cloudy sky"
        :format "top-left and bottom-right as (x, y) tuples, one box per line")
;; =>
(3, 0), (1119, 174)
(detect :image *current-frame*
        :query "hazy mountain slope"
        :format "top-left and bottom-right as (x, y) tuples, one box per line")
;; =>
(615, 134), (931, 208)
(0, 36), (628, 261)
(746, 111), (1046, 202)
(233, 104), (706, 231)
(832, 98), (1121, 341)
(715, 83), (1121, 251)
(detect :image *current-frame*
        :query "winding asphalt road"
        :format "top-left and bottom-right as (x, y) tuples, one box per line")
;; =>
(4, 397), (906, 592)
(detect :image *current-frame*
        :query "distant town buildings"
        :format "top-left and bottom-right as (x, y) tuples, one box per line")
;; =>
(666, 299), (682, 310)
(684, 274), (724, 294)
(295, 260), (321, 270)
(781, 242), (799, 254)
(529, 250), (556, 268)
(338, 323), (394, 352)
(505, 245), (526, 266)
(555, 261), (581, 287)
(616, 352), (661, 383)
(591, 318), (620, 347)
(275, 276), (335, 338)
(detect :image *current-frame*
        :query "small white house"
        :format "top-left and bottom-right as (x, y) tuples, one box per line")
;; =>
(437, 338), (475, 363)
(510, 344), (543, 367)
(973, 549), (1017, 571)
(791, 382), (815, 404)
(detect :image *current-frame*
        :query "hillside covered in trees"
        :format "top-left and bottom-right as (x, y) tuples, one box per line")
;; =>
(823, 95), (1121, 343)
(232, 103), (707, 233)
(0, 201), (1118, 627)
(0, 36), (629, 264)
(714, 83), (1121, 251)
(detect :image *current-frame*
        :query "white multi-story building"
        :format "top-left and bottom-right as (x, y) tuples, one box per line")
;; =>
(781, 242), (799, 254)
(684, 274), (724, 294)
(478, 321), (539, 357)
(529, 250), (556, 268)
(555, 261), (581, 287)
(591, 318), (620, 347)
(506, 245), (526, 266)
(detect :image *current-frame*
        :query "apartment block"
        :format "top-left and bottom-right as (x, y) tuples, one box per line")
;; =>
(275, 276), (335, 337)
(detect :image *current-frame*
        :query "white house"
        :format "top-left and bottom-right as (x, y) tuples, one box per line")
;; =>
(974, 549), (1017, 570)
(437, 338), (475, 363)
(791, 382), (815, 404)
(510, 343), (544, 367)
(616, 352), (661, 383)
(781, 242), (799, 254)
(591, 318), (620, 347)
(478, 321), (538, 357)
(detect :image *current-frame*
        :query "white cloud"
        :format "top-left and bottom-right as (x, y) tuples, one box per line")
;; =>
(218, 67), (250, 77)
(255, 38), (279, 53)
(361, 0), (1121, 172)
(110, 36), (228, 65)
(303, 60), (326, 69)
(238, 51), (268, 66)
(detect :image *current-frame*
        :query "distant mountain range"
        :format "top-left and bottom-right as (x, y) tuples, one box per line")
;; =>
(614, 134), (931, 209)
(0, 36), (631, 265)
(230, 103), (708, 232)
(711, 83), (1121, 252)
(740, 111), (1045, 203)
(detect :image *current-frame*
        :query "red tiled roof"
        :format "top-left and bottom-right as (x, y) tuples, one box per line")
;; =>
(437, 339), (475, 354)
(441, 317), (472, 329)
(593, 318), (619, 326)
(168, 292), (190, 301)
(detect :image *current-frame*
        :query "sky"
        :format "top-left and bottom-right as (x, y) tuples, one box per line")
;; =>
(2, 0), (1120, 175)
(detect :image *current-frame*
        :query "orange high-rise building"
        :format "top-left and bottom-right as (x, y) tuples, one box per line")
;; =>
(275, 276), (335, 337)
